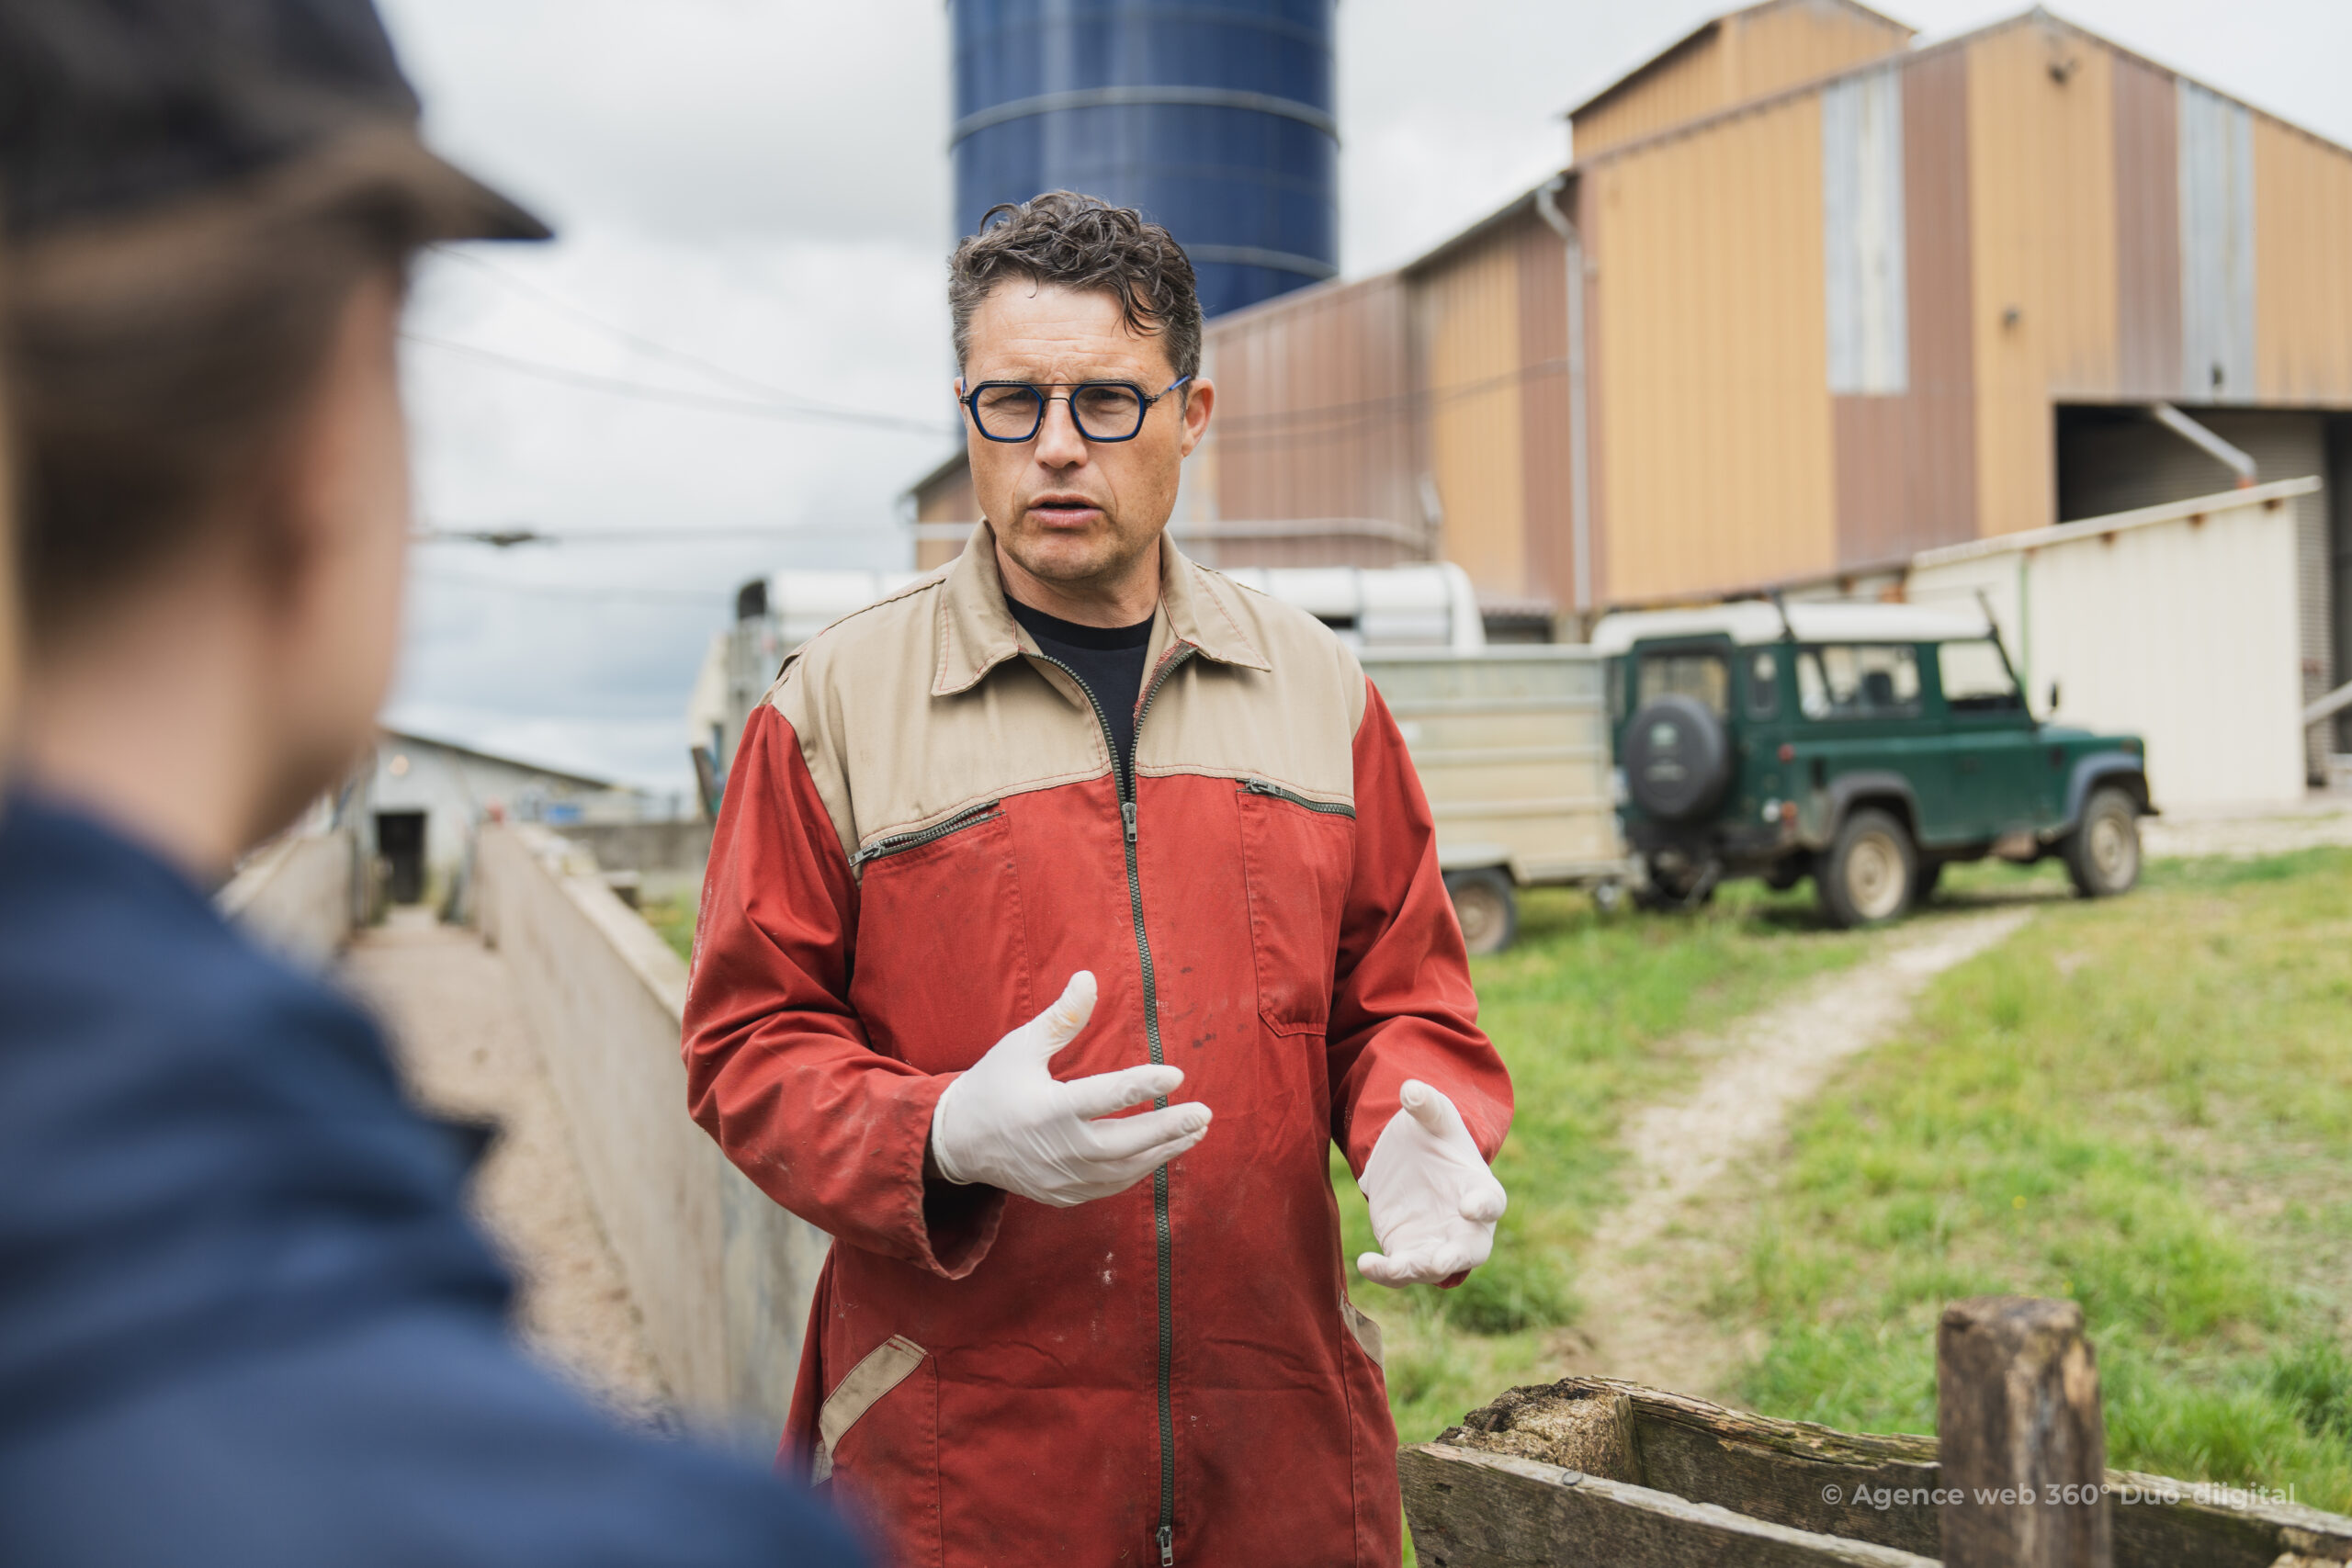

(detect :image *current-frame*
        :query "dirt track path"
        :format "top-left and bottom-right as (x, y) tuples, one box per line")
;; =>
(1553, 907), (2033, 1400)
(341, 908), (674, 1428)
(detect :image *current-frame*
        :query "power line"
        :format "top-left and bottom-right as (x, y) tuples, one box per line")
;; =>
(434, 246), (867, 412)
(424, 245), (961, 437)
(413, 521), (909, 547)
(401, 333), (956, 436)
(416, 571), (730, 604)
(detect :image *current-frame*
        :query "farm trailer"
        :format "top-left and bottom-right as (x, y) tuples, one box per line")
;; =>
(1362, 646), (1634, 955)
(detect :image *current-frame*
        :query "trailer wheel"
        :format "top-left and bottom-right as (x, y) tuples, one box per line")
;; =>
(1445, 868), (1519, 955)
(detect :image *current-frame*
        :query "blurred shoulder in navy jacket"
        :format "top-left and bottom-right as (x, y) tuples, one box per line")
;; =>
(0, 792), (866, 1568)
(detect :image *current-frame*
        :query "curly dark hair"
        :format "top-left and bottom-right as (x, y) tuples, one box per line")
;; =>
(948, 191), (1202, 384)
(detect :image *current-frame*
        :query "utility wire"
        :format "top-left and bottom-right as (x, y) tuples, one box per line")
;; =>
(402, 333), (956, 435)
(434, 246), (889, 413)
(417, 571), (730, 604)
(413, 521), (907, 547)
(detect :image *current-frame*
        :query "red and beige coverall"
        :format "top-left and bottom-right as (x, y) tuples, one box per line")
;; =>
(683, 525), (1513, 1567)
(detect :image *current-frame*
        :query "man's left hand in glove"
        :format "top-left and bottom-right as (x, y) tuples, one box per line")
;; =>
(1355, 1079), (1508, 1288)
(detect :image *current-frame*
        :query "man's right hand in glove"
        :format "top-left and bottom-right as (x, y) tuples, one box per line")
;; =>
(929, 970), (1212, 1208)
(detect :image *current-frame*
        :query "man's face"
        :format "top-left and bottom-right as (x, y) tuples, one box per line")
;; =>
(959, 279), (1213, 592)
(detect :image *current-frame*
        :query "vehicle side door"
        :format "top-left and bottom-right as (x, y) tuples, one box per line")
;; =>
(1736, 644), (1795, 830)
(1933, 637), (2043, 840)
(1793, 643), (1944, 840)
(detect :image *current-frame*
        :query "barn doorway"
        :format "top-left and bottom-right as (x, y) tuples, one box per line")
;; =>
(376, 811), (427, 905)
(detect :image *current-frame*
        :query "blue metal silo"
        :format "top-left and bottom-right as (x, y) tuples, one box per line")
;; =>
(949, 0), (1339, 320)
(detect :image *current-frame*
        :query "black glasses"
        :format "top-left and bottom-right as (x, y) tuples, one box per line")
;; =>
(960, 377), (1192, 443)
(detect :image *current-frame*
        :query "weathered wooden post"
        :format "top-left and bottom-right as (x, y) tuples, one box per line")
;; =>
(1937, 1295), (2111, 1568)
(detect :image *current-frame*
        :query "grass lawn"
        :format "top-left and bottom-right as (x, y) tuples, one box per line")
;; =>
(1331, 881), (1873, 1447)
(1722, 849), (2352, 1510)
(640, 894), (695, 964)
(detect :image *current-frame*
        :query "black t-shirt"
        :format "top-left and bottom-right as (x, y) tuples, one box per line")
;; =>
(1006, 595), (1157, 772)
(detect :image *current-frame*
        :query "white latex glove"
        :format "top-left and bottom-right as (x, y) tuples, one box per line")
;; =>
(1355, 1080), (1507, 1288)
(930, 971), (1212, 1208)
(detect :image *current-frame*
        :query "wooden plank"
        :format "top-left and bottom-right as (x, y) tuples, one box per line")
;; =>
(1936, 1296), (2110, 1568)
(1439, 1378), (2352, 1568)
(1622, 1383), (1946, 1558)
(1399, 1444), (1939, 1568)
(2104, 1468), (2352, 1568)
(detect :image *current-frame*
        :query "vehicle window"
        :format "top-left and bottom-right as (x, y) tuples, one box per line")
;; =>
(1939, 639), (2023, 713)
(1796, 645), (1921, 720)
(1637, 649), (1730, 718)
(1747, 649), (1780, 720)
(1606, 658), (1626, 726)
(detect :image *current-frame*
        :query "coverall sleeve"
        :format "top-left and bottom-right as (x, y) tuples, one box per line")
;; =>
(1326, 679), (1514, 1179)
(683, 701), (1001, 1278)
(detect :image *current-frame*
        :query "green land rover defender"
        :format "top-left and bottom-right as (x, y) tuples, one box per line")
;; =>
(1596, 603), (2154, 928)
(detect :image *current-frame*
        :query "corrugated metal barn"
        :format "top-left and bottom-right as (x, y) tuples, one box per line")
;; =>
(910, 0), (2352, 750)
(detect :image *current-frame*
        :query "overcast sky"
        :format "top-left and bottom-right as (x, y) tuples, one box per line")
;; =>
(375, 0), (2352, 796)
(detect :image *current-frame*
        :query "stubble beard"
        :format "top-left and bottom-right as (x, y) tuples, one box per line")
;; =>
(1001, 508), (1159, 592)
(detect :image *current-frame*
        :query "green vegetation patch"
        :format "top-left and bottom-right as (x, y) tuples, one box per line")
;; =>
(1726, 849), (2352, 1510)
(1334, 882), (1871, 1445)
(639, 895), (695, 963)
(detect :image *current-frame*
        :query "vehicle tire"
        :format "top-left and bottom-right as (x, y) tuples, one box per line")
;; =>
(2064, 786), (2141, 898)
(1622, 696), (1735, 822)
(1444, 867), (1520, 955)
(1762, 855), (1807, 892)
(1916, 861), (1944, 903)
(1817, 808), (1917, 929)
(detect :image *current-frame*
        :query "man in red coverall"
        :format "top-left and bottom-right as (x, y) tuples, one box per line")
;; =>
(684, 191), (1514, 1568)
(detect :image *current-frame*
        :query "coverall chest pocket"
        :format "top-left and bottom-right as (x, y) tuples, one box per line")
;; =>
(849, 804), (1032, 1072)
(1235, 780), (1356, 1037)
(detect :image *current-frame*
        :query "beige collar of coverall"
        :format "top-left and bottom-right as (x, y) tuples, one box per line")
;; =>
(930, 521), (1274, 700)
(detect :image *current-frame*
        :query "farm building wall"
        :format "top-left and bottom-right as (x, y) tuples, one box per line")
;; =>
(898, 8), (2352, 622)
(1962, 19), (2120, 537)
(1830, 47), (1978, 568)
(1587, 87), (1836, 603)
(1413, 222), (1532, 599)
(2255, 117), (2352, 402)
(913, 451), (978, 570)
(1199, 272), (1421, 539)
(1512, 209), (1577, 616)
(2335, 420), (2352, 750)
(1570, 0), (1912, 160)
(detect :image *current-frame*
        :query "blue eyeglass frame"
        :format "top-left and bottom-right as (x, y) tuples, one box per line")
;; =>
(959, 376), (1193, 443)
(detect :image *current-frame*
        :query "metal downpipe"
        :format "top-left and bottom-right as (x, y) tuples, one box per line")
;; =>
(1537, 175), (1595, 624)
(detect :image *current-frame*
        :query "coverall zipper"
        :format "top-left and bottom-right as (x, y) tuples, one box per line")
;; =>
(1240, 778), (1357, 818)
(847, 800), (1001, 869)
(1029, 642), (1194, 1565)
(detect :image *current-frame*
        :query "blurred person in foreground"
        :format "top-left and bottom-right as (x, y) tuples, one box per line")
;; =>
(684, 193), (1514, 1567)
(0, 3), (863, 1563)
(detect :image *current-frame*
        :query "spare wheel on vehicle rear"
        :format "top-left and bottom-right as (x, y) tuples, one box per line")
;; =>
(1622, 695), (1734, 822)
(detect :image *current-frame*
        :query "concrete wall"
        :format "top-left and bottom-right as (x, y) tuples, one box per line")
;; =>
(550, 818), (714, 878)
(474, 824), (827, 1444)
(1907, 480), (2312, 809)
(218, 828), (357, 968)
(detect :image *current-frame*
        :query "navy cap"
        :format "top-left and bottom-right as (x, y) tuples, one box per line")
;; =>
(0, 0), (550, 243)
